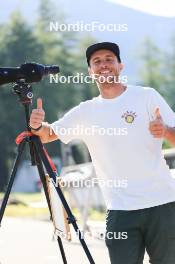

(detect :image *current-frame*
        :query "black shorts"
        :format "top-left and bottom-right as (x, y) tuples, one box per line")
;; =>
(105, 202), (175, 264)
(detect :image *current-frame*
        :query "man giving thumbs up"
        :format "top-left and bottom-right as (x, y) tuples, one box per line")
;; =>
(149, 107), (167, 138)
(29, 98), (58, 143)
(29, 42), (175, 264)
(149, 107), (175, 145)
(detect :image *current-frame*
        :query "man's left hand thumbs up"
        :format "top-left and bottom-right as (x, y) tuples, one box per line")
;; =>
(155, 107), (162, 120)
(149, 107), (167, 138)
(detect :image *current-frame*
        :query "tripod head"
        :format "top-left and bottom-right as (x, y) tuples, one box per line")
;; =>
(12, 80), (40, 166)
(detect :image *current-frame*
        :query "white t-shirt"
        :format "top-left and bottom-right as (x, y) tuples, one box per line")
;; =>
(50, 85), (175, 210)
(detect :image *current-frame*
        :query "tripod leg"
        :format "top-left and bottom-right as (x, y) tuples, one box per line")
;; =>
(0, 140), (26, 225)
(32, 136), (95, 264)
(33, 143), (68, 264)
(57, 236), (68, 264)
(34, 148), (53, 215)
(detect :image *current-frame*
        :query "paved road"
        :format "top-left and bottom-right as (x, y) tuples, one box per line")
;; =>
(0, 217), (149, 264)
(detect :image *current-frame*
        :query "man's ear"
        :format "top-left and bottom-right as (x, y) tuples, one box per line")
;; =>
(119, 63), (124, 72)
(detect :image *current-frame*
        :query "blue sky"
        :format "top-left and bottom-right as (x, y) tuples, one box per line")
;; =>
(0, 0), (38, 22)
(107, 0), (175, 17)
(1, 0), (175, 24)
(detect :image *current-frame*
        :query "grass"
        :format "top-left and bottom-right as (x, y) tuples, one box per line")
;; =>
(0, 192), (49, 218)
(0, 193), (105, 221)
(3, 205), (48, 218)
(0, 192), (45, 202)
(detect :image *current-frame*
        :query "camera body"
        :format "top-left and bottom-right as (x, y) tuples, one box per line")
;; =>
(0, 62), (59, 85)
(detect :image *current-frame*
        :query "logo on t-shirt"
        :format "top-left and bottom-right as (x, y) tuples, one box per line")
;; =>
(121, 111), (137, 124)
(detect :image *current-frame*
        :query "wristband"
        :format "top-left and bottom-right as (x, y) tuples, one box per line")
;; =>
(29, 123), (43, 131)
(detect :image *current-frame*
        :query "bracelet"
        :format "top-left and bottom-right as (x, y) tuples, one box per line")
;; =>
(29, 123), (43, 131)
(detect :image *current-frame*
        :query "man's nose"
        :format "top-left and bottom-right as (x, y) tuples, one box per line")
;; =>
(100, 61), (108, 69)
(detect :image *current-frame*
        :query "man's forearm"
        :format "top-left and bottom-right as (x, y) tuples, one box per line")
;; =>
(31, 122), (58, 143)
(164, 126), (175, 146)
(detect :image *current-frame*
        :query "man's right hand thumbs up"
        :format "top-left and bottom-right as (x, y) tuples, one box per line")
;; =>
(37, 98), (43, 110)
(29, 98), (45, 130)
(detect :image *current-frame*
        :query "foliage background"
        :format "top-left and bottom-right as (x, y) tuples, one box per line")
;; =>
(0, 0), (175, 190)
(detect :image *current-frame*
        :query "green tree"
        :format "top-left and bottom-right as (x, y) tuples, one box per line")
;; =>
(139, 37), (175, 149)
(0, 12), (43, 190)
(165, 35), (175, 110)
(0, 0), (99, 190)
(139, 38), (166, 91)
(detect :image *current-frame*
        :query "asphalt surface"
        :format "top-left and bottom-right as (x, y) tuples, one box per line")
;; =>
(0, 217), (149, 264)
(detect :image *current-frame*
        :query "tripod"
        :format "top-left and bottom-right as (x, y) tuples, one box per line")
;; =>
(0, 80), (95, 264)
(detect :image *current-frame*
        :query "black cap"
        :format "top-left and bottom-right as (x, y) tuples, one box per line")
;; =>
(86, 42), (121, 66)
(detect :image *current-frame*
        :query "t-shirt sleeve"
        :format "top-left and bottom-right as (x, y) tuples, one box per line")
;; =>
(50, 104), (83, 144)
(147, 88), (175, 127)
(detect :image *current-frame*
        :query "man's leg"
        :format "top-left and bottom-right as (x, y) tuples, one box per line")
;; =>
(145, 202), (175, 264)
(105, 210), (145, 264)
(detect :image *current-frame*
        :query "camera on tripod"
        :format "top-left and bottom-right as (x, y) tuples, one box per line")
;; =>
(0, 62), (59, 85)
(0, 61), (95, 264)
